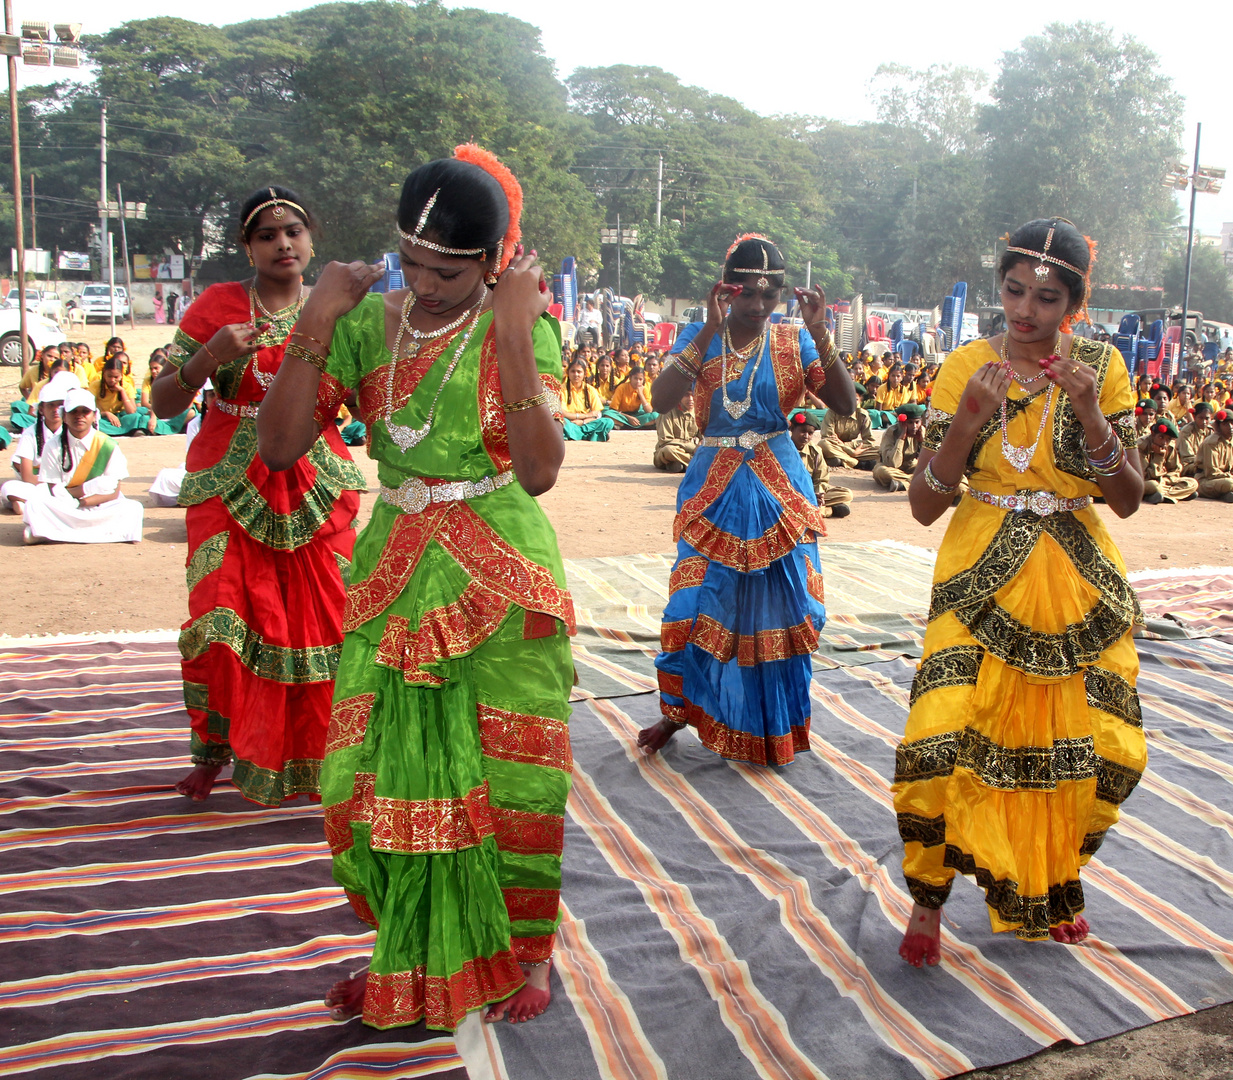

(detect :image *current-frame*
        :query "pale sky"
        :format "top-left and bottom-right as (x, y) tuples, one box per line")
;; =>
(17, 0), (1233, 238)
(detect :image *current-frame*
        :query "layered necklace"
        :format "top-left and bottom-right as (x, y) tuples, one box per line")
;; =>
(998, 333), (1061, 473)
(721, 319), (768, 420)
(384, 288), (487, 452)
(248, 281), (305, 390)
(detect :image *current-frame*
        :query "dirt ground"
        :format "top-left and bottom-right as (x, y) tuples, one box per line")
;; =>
(3, 320), (1233, 1078)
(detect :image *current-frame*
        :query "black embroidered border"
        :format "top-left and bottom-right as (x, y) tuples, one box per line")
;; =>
(1084, 666), (1143, 728)
(909, 645), (984, 707)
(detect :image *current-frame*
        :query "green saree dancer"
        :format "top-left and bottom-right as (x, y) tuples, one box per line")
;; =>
(258, 146), (574, 1031)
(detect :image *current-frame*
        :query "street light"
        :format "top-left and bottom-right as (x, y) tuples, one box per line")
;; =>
(1165, 122), (1224, 377)
(0, 13), (78, 372)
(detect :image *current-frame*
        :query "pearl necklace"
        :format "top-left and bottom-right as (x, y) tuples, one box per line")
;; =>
(384, 289), (487, 452)
(721, 320), (768, 420)
(247, 282), (304, 390)
(998, 332), (1061, 472)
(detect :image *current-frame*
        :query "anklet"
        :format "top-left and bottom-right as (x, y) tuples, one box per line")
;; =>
(520, 958), (551, 968)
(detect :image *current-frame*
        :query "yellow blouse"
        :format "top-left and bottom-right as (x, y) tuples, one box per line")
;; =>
(560, 380), (603, 416)
(609, 381), (648, 414)
(875, 384), (913, 411)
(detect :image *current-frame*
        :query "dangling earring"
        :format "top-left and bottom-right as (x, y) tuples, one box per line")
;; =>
(245, 246), (254, 267)
(484, 263), (499, 286)
(310, 242), (316, 258)
(484, 240), (503, 286)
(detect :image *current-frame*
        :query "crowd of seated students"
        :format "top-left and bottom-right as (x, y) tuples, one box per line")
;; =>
(557, 341), (670, 440)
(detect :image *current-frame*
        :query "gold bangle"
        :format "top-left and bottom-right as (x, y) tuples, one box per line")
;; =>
(173, 365), (203, 394)
(289, 331), (328, 350)
(284, 341), (330, 373)
(502, 391), (551, 414)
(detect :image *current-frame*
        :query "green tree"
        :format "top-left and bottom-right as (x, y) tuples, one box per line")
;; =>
(1163, 244), (1233, 324)
(981, 22), (1182, 285)
(870, 63), (988, 155)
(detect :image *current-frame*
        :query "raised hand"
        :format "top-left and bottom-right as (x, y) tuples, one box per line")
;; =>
(305, 260), (387, 322)
(206, 322), (261, 366)
(705, 281), (742, 331)
(1041, 351), (1100, 416)
(492, 244), (551, 332)
(956, 362), (1012, 428)
(793, 285), (828, 335)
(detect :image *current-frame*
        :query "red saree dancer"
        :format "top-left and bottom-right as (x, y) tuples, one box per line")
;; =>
(155, 186), (367, 805)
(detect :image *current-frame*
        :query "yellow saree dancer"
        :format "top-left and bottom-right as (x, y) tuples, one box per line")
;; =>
(893, 336), (1146, 939)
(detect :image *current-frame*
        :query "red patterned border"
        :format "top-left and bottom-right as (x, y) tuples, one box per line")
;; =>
(435, 504), (575, 631)
(477, 703), (572, 773)
(375, 615), (410, 670)
(692, 705), (811, 767)
(669, 555), (709, 593)
(343, 507), (449, 631)
(368, 783), (495, 854)
(658, 670), (684, 698)
(804, 358), (828, 397)
(511, 933), (555, 964)
(325, 693), (375, 756)
(314, 371), (351, 429)
(357, 336), (456, 429)
(477, 330), (514, 472)
(323, 771), (376, 854)
(690, 613), (818, 666)
(746, 446), (829, 534)
(405, 580), (510, 683)
(364, 952), (525, 1031)
(503, 887), (561, 923)
(661, 619), (693, 653)
(769, 325), (803, 416)
(345, 888), (379, 928)
(680, 515), (814, 573)
(674, 452), (742, 541)
(490, 805), (565, 856)
(804, 555), (826, 604)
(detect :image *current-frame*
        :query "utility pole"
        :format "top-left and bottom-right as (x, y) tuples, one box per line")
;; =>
(616, 212), (622, 298)
(655, 151), (665, 228)
(100, 99), (113, 335)
(28, 172), (34, 248)
(116, 183), (135, 329)
(1179, 122), (1201, 376)
(5, 0), (28, 373)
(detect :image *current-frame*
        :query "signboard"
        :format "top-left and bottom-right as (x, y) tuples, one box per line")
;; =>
(10, 247), (51, 274)
(57, 250), (91, 271)
(133, 254), (186, 280)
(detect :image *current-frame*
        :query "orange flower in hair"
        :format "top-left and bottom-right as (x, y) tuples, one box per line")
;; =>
(453, 143), (522, 272)
(726, 232), (772, 259)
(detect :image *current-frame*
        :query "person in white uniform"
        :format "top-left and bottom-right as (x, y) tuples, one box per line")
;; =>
(22, 386), (144, 544)
(148, 380), (215, 507)
(1, 372), (78, 512)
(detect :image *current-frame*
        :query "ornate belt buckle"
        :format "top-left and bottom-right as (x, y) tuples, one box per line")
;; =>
(737, 430), (759, 450)
(1028, 490), (1053, 516)
(400, 477), (430, 514)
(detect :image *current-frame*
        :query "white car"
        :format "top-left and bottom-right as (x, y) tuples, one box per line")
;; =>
(3, 288), (61, 322)
(78, 284), (131, 322)
(0, 307), (67, 366)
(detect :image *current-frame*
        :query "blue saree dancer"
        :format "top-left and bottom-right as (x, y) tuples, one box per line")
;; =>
(639, 235), (858, 766)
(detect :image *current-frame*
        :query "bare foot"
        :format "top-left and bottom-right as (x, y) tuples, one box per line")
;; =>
(484, 961), (551, 1024)
(1049, 915), (1090, 944)
(899, 903), (942, 967)
(636, 719), (681, 754)
(325, 970), (368, 1021)
(175, 763), (223, 802)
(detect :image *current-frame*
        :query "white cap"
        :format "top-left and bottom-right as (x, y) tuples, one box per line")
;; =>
(62, 386), (98, 414)
(37, 371), (78, 404)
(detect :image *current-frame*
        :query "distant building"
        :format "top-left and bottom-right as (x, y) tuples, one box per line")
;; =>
(1222, 222), (1233, 266)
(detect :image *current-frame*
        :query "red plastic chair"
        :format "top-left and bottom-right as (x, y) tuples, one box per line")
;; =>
(547, 303), (564, 320)
(653, 322), (677, 349)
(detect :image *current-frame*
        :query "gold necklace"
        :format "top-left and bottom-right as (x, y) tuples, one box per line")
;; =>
(998, 332), (1058, 389)
(247, 281), (305, 390)
(384, 289), (487, 452)
(721, 320), (768, 420)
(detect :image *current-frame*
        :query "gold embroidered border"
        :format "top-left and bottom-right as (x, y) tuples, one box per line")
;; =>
(343, 507), (449, 632)
(1052, 338), (1116, 481)
(186, 532), (229, 592)
(690, 613), (818, 666)
(689, 702), (810, 767)
(904, 875), (952, 910)
(1080, 829), (1108, 857)
(364, 952), (525, 1031)
(477, 703), (572, 773)
(404, 581), (512, 683)
(314, 372), (350, 429)
(490, 805), (565, 856)
(674, 452), (743, 539)
(1096, 758), (1142, 806)
(943, 846), (1085, 940)
(179, 607), (341, 684)
(897, 812), (946, 848)
(367, 782), (495, 854)
(657, 670), (684, 699)
(669, 555), (709, 593)
(189, 729), (232, 766)
(660, 619), (693, 653)
(476, 328), (514, 472)
(956, 732), (1096, 791)
(1084, 666), (1142, 728)
(503, 887), (560, 923)
(511, 933), (555, 964)
(325, 693), (375, 756)
(908, 645), (984, 707)
(231, 756), (320, 807)
(768, 324), (804, 416)
(804, 555), (826, 604)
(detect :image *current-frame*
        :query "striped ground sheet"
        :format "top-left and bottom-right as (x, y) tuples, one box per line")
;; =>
(1132, 567), (1233, 639)
(5, 543), (1233, 1080)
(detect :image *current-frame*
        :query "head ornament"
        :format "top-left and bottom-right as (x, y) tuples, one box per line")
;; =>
(243, 188), (308, 232)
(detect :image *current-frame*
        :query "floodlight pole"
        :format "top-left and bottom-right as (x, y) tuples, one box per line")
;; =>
(5, 0), (28, 374)
(1179, 122), (1200, 377)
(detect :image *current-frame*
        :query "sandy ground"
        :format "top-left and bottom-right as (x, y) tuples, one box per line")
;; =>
(4, 321), (1233, 1078)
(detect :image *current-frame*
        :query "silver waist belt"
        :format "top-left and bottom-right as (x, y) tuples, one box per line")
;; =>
(700, 430), (784, 450)
(216, 400), (260, 418)
(380, 470), (516, 515)
(968, 489), (1091, 516)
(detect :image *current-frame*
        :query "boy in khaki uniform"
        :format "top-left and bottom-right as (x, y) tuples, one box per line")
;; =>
(1179, 401), (1213, 478)
(1137, 417), (1198, 504)
(790, 412), (851, 518)
(818, 383), (880, 469)
(1197, 409), (1233, 503)
(653, 391), (701, 473)
(873, 404), (925, 492)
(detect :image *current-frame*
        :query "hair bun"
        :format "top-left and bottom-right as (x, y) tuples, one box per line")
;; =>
(453, 144), (522, 271)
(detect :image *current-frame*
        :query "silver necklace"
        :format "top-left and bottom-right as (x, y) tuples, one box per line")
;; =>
(999, 332), (1056, 390)
(384, 289), (487, 452)
(721, 320), (768, 419)
(247, 282), (304, 390)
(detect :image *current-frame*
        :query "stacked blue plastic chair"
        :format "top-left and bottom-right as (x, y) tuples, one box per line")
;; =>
(560, 257), (578, 324)
(939, 282), (967, 351)
(368, 252), (405, 294)
(1112, 314), (1140, 374)
(1135, 319), (1163, 373)
(896, 339), (919, 363)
